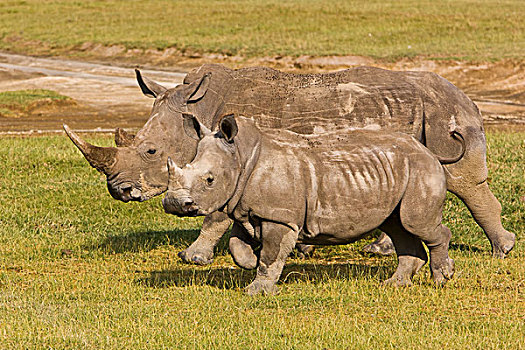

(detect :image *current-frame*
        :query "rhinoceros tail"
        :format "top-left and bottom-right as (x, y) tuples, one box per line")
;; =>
(435, 116), (466, 164)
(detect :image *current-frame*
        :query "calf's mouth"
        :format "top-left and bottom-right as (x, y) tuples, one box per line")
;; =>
(162, 193), (199, 217)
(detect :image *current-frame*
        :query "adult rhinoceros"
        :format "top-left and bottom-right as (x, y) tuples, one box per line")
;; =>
(64, 64), (515, 261)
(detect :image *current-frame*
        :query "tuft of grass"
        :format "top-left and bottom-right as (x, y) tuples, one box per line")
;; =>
(0, 130), (523, 348)
(0, 89), (72, 118)
(0, 0), (524, 61)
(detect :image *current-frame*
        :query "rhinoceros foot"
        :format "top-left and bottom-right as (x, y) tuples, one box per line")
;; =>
(431, 258), (455, 286)
(491, 230), (515, 259)
(293, 244), (315, 259)
(245, 280), (279, 296)
(383, 275), (413, 288)
(362, 233), (395, 256)
(178, 249), (214, 266)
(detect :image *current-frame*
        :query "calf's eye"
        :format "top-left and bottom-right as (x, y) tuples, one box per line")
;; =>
(206, 175), (214, 185)
(147, 149), (157, 155)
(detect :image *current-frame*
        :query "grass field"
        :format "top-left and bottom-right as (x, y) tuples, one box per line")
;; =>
(1, 0), (524, 60)
(0, 130), (523, 349)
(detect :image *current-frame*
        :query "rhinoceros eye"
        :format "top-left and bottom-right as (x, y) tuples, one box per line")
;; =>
(147, 148), (157, 155)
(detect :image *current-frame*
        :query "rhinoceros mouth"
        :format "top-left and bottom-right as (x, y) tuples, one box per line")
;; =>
(107, 181), (143, 202)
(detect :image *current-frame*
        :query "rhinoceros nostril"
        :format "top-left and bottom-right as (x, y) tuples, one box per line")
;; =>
(183, 199), (194, 207)
(121, 185), (131, 194)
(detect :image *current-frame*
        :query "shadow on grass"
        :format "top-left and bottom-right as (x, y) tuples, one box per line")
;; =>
(88, 228), (231, 254)
(136, 261), (394, 290)
(449, 242), (483, 253)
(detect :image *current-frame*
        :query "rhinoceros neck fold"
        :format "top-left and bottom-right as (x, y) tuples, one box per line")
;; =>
(226, 132), (262, 215)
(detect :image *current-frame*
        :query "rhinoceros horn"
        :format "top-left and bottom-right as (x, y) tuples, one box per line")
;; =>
(63, 124), (117, 174)
(167, 157), (184, 189)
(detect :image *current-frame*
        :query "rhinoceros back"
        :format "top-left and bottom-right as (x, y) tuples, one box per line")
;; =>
(185, 64), (481, 161)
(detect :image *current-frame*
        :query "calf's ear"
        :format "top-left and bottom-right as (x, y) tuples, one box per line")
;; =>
(135, 69), (167, 98)
(219, 114), (238, 143)
(182, 113), (211, 140)
(185, 73), (211, 103)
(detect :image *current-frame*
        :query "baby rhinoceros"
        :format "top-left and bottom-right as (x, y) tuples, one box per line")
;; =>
(163, 114), (463, 295)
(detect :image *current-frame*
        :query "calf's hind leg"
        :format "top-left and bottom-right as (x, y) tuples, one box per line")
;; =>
(399, 173), (455, 284)
(402, 221), (455, 285)
(380, 215), (428, 287)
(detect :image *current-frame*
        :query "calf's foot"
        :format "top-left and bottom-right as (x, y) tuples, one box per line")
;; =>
(245, 280), (279, 296)
(178, 246), (214, 265)
(178, 211), (233, 265)
(230, 234), (258, 270)
(383, 255), (426, 287)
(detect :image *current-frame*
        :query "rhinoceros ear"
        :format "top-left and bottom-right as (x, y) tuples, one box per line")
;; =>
(219, 114), (238, 143)
(182, 113), (211, 140)
(185, 73), (211, 103)
(135, 69), (167, 98)
(114, 128), (135, 147)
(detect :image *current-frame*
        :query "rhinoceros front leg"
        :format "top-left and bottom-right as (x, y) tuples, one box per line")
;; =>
(178, 211), (232, 265)
(229, 222), (259, 270)
(245, 222), (298, 296)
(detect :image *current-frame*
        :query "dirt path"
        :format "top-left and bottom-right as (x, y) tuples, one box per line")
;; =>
(1, 52), (524, 134)
(0, 53), (185, 133)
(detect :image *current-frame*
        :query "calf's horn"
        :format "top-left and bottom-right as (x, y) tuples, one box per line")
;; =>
(167, 157), (184, 189)
(63, 124), (117, 175)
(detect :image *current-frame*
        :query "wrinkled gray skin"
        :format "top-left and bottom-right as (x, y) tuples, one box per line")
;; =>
(163, 115), (456, 295)
(64, 64), (515, 263)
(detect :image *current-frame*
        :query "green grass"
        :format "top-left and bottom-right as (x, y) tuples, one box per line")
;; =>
(0, 131), (524, 349)
(0, 89), (71, 117)
(0, 0), (524, 60)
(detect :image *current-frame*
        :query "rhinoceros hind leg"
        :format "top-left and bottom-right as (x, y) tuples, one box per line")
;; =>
(380, 219), (428, 287)
(179, 211), (233, 265)
(362, 232), (395, 256)
(443, 131), (515, 258)
(427, 225), (455, 285)
(398, 164), (454, 284)
(447, 178), (515, 258)
(401, 219), (455, 285)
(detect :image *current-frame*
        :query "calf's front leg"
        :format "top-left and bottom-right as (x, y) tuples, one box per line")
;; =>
(178, 211), (232, 265)
(245, 222), (299, 296)
(229, 222), (259, 270)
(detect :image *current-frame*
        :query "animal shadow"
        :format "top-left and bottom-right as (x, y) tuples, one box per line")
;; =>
(449, 242), (483, 253)
(136, 261), (394, 290)
(88, 228), (231, 255)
